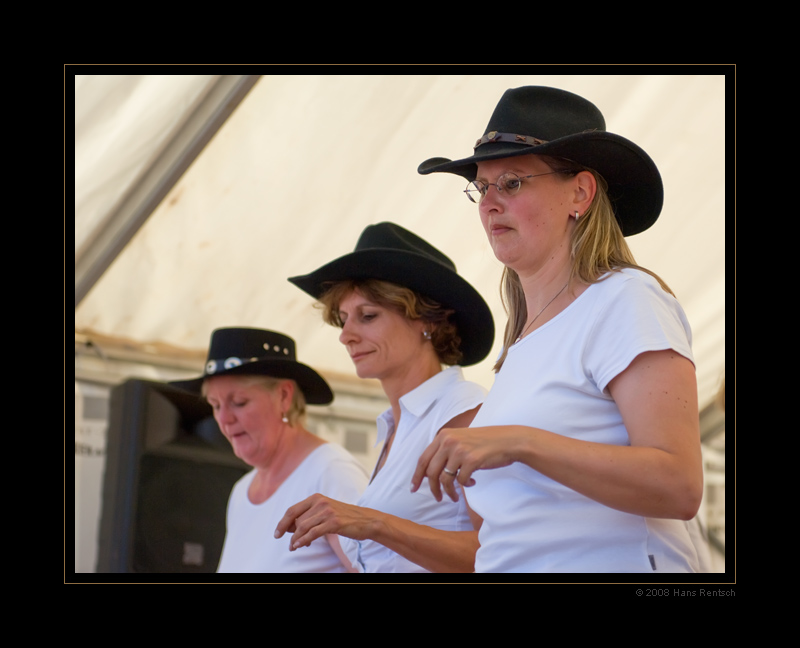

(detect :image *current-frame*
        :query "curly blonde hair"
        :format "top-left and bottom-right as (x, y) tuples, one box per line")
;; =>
(317, 278), (463, 366)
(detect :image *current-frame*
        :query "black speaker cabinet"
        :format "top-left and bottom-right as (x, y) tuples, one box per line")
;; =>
(96, 378), (249, 573)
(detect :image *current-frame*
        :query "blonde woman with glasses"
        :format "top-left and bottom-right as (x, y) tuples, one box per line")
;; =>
(413, 86), (705, 573)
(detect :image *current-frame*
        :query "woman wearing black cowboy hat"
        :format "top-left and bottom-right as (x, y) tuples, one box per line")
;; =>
(412, 86), (705, 573)
(171, 328), (368, 573)
(274, 222), (495, 573)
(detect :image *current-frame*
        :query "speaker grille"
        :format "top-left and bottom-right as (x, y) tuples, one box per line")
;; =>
(132, 450), (247, 573)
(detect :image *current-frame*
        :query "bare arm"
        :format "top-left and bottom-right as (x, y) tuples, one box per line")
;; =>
(412, 350), (703, 520)
(274, 494), (480, 573)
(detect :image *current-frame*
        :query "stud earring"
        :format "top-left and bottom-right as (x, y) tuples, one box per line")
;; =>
(281, 413), (289, 423)
(423, 330), (432, 340)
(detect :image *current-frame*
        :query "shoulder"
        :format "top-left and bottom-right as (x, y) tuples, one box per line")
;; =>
(583, 269), (693, 390)
(441, 366), (488, 399)
(286, 443), (368, 503)
(404, 366), (487, 417)
(306, 442), (365, 471)
(437, 368), (487, 415)
(587, 269), (688, 331)
(594, 267), (667, 298)
(430, 367), (487, 434)
(308, 443), (369, 481)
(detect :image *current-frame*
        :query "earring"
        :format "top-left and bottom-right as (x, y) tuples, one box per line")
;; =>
(281, 413), (289, 423)
(423, 330), (432, 340)
(573, 211), (581, 220)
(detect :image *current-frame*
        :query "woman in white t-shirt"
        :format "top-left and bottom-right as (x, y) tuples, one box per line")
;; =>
(413, 86), (706, 573)
(274, 222), (495, 573)
(171, 327), (368, 573)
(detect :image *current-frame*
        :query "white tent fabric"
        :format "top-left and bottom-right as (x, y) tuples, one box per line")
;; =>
(74, 73), (727, 410)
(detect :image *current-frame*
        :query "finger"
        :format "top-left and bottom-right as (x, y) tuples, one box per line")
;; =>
(287, 496), (354, 550)
(290, 524), (327, 551)
(273, 496), (315, 538)
(411, 438), (440, 492)
(424, 451), (454, 502)
(456, 466), (476, 489)
(441, 467), (461, 502)
(288, 507), (331, 550)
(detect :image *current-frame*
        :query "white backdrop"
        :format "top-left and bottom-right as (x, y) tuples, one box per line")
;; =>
(74, 73), (727, 410)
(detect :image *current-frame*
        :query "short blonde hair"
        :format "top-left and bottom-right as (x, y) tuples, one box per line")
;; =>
(317, 278), (463, 366)
(202, 374), (307, 426)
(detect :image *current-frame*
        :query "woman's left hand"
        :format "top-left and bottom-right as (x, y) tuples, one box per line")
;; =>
(411, 426), (524, 502)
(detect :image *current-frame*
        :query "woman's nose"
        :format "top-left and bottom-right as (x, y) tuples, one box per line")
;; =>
(339, 320), (358, 345)
(479, 184), (504, 212)
(215, 403), (235, 426)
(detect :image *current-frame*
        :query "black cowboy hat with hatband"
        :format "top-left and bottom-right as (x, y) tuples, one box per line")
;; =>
(288, 221), (495, 367)
(418, 85), (663, 236)
(170, 327), (333, 405)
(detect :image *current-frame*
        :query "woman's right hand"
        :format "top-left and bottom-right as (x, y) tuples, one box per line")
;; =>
(277, 492), (483, 573)
(411, 426), (523, 502)
(274, 494), (377, 551)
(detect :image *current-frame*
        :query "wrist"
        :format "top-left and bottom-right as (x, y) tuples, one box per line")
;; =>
(366, 508), (392, 544)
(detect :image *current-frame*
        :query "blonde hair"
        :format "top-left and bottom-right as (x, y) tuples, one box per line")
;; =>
(202, 374), (308, 426)
(494, 157), (673, 373)
(317, 278), (463, 366)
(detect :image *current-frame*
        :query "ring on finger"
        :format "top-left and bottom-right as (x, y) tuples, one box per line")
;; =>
(443, 467), (458, 476)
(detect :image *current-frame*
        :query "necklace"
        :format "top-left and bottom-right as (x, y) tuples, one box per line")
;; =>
(515, 280), (570, 343)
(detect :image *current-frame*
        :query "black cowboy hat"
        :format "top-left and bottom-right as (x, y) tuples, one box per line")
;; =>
(288, 222), (495, 367)
(418, 86), (663, 236)
(170, 327), (333, 405)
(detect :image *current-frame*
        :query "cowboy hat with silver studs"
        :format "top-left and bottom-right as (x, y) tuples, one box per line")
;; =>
(417, 85), (664, 236)
(170, 327), (333, 405)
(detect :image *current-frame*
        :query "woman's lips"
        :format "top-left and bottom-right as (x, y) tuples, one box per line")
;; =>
(491, 223), (513, 236)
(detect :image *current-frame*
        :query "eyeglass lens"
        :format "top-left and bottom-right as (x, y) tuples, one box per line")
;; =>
(465, 173), (526, 203)
(464, 171), (562, 203)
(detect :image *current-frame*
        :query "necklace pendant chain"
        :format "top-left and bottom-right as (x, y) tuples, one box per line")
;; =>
(515, 280), (570, 344)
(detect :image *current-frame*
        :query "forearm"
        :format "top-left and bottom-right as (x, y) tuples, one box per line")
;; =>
(366, 510), (479, 573)
(417, 352), (704, 520)
(276, 493), (480, 572)
(509, 425), (703, 520)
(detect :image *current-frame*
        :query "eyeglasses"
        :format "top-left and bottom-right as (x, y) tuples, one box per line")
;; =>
(464, 171), (564, 204)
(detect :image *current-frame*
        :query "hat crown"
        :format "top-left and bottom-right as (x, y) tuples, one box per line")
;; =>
(483, 86), (606, 144)
(206, 328), (296, 365)
(356, 222), (456, 272)
(170, 327), (332, 403)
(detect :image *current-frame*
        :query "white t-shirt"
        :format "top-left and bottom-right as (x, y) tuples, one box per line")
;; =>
(342, 366), (487, 573)
(468, 269), (702, 573)
(217, 443), (368, 573)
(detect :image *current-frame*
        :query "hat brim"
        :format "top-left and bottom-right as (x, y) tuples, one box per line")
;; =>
(170, 358), (334, 405)
(418, 131), (663, 237)
(289, 249), (495, 367)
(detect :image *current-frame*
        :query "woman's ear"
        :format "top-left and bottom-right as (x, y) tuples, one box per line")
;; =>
(574, 170), (597, 213)
(277, 379), (295, 413)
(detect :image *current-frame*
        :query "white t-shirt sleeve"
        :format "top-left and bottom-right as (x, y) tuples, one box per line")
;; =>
(583, 271), (694, 393)
(313, 445), (369, 504)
